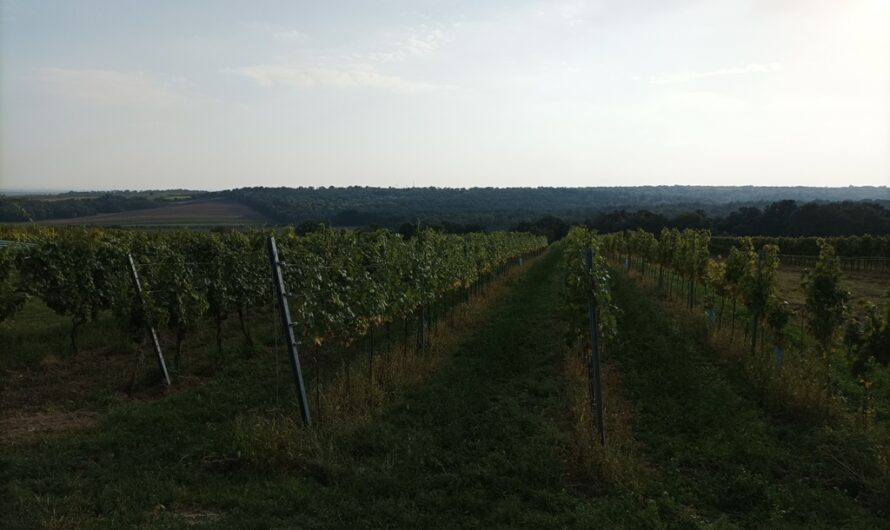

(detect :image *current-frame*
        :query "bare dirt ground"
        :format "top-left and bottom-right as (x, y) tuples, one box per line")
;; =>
(0, 409), (99, 444)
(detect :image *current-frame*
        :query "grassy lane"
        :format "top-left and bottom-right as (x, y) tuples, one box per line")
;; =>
(608, 272), (887, 528)
(232, 249), (644, 528)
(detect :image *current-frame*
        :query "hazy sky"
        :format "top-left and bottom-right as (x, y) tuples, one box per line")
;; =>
(1, 0), (888, 191)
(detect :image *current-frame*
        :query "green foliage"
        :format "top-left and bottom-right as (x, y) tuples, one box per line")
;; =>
(723, 244), (750, 299)
(0, 193), (164, 222)
(740, 242), (779, 320)
(604, 228), (712, 309)
(681, 229), (711, 283)
(561, 227), (616, 346)
(278, 227), (547, 346)
(802, 239), (850, 350)
(844, 292), (890, 372)
(870, 294), (890, 365)
(0, 224), (546, 359)
(149, 235), (211, 364)
(657, 228), (677, 269)
(221, 186), (890, 234)
(712, 234), (890, 258)
(704, 259), (726, 295)
(16, 229), (126, 352)
(703, 259), (726, 311)
(766, 299), (792, 348)
(0, 247), (27, 322)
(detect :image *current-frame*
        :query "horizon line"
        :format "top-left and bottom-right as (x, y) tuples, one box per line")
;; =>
(2, 184), (889, 195)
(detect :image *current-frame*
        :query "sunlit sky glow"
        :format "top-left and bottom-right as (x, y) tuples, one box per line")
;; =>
(1, 0), (888, 191)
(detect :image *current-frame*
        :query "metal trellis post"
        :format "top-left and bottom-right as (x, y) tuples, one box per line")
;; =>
(585, 247), (605, 446)
(127, 254), (171, 386)
(267, 236), (312, 427)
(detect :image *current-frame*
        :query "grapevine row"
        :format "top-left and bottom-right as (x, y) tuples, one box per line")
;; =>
(710, 234), (890, 258)
(560, 227), (617, 443)
(561, 227), (616, 347)
(603, 228), (890, 420)
(0, 226), (547, 371)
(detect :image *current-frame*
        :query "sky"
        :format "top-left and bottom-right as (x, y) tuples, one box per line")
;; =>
(1, 0), (888, 191)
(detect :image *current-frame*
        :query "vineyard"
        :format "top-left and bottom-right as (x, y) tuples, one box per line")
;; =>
(2, 224), (890, 527)
(5, 0), (889, 522)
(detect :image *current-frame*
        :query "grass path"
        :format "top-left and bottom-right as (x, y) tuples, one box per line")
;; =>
(607, 272), (887, 528)
(243, 248), (642, 527)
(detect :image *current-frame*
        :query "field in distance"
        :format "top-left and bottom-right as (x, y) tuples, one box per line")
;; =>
(36, 198), (270, 227)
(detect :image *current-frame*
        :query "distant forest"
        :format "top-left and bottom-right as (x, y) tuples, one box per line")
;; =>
(586, 200), (890, 237)
(0, 194), (163, 222)
(220, 186), (890, 240)
(1, 186), (889, 240)
(221, 185), (890, 228)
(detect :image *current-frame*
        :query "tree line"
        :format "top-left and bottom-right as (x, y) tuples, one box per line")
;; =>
(220, 186), (889, 226)
(0, 194), (164, 222)
(584, 200), (890, 238)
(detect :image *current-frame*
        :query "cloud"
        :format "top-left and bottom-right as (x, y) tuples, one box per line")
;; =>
(666, 91), (750, 113)
(533, 0), (606, 28)
(226, 20), (456, 95)
(223, 64), (443, 94)
(366, 24), (449, 63)
(35, 68), (192, 107)
(648, 62), (783, 85)
(554, 0), (604, 27)
(272, 29), (306, 41)
(243, 21), (307, 42)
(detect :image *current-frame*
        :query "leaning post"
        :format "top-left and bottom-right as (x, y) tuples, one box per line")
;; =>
(127, 253), (171, 386)
(267, 236), (312, 427)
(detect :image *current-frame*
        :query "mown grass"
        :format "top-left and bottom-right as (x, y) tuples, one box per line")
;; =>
(622, 261), (890, 429)
(606, 271), (889, 527)
(774, 265), (890, 318)
(619, 261), (890, 505)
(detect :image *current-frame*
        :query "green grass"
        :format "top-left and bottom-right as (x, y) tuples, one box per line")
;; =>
(627, 261), (890, 429)
(774, 265), (890, 316)
(606, 272), (888, 528)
